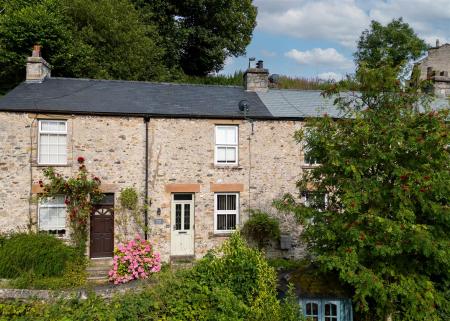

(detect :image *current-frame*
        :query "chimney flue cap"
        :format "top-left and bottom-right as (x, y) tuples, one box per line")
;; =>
(256, 60), (264, 69)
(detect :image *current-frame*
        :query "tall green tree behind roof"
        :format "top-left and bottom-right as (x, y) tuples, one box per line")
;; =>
(354, 18), (428, 70)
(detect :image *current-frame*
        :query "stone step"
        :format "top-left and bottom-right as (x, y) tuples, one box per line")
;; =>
(87, 269), (110, 278)
(89, 258), (113, 267)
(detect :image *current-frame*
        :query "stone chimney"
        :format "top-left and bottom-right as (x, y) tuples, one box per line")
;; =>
(244, 59), (269, 92)
(26, 45), (51, 82)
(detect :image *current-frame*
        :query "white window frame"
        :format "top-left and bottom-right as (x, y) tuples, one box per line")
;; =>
(214, 125), (238, 165)
(214, 192), (239, 234)
(38, 119), (68, 165)
(38, 195), (67, 232)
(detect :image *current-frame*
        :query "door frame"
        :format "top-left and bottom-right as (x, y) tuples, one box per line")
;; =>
(170, 193), (195, 257)
(89, 193), (115, 258)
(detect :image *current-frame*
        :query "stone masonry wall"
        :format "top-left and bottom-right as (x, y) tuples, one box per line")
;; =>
(418, 44), (450, 81)
(146, 118), (306, 260)
(0, 113), (308, 261)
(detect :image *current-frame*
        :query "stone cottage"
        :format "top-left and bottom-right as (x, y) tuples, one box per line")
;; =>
(0, 47), (447, 264)
(415, 40), (450, 97)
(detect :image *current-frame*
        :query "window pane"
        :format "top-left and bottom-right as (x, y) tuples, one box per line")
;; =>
(217, 195), (227, 210)
(175, 204), (181, 230)
(174, 194), (192, 201)
(40, 154), (49, 164)
(306, 303), (311, 315)
(226, 194), (236, 210)
(41, 134), (49, 145)
(312, 303), (318, 315)
(184, 204), (190, 230)
(226, 214), (236, 230)
(226, 147), (236, 162)
(39, 208), (49, 229)
(217, 214), (227, 230)
(332, 304), (337, 316)
(226, 127), (237, 144)
(217, 147), (226, 162)
(216, 127), (227, 144)
(325, 304), (330, 315)
(48, 134), (59, 145)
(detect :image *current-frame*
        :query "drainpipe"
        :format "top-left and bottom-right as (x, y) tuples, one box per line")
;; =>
(144, 117), (150, 240)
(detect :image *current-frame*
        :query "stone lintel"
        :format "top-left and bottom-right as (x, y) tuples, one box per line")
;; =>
(210, 183), (244, 192)
(165, 184), (200, 193)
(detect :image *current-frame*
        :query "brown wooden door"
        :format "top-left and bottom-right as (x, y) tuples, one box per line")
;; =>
(90, 194), (114, 258)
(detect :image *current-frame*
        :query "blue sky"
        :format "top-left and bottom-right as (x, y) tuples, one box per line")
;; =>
(221, 0), (450, 80)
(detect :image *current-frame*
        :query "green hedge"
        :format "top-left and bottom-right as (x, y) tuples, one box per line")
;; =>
(0, 233), (78, 278)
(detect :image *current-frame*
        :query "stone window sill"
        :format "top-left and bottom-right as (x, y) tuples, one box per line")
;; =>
(212, 232), (234, 237)
(33, 163), (71, 168)
(301, 164), (321, 170)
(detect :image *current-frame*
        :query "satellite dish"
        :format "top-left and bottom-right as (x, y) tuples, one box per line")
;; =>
(238, 99), (249, 113)
(269, 74), (280, 83)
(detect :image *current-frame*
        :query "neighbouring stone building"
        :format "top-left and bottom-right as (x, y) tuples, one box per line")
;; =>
(0, 46), (447, 263)
(415, 40), (450, 97)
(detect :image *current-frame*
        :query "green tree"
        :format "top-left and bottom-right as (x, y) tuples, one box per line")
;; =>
(142, 0), (257, 76)
(275, 30), (449, 321)
(0, 0), (168, 93)
(354, 18), (427, 71)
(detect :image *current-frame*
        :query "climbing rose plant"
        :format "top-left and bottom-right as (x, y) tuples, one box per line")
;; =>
(109, 235), (161, 284)
(39, 157), (102, 254)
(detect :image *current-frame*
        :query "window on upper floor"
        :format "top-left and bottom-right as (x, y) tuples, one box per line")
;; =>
(38, 195), (66, 235)
(38, 120), (67, 165)
(215, 125), (238, 165)
(214, 193), (239, 233)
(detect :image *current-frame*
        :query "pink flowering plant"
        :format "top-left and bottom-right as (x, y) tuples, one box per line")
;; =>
(109, 235), (161, 284)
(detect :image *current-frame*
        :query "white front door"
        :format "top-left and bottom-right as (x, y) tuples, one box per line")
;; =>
(170, 193), (194, 256)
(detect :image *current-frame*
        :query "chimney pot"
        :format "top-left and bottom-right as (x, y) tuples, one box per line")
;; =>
(436, 39), (440, 48)
(32, 44), (42, 57)
(26, 45), (51, 82)
(256, 60), (264, 69)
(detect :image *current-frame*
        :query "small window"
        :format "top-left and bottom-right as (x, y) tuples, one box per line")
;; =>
(302, 191), (327, 211)
(214, 193), (239, 233)
(215, 125), (238, 165)
(305, 302), (319, 321)
(324, 303), (338, 321)
(38, 120), (67, 165)
(39, 195), (66, 234)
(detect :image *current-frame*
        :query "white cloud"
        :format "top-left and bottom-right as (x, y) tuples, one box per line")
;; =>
(255, 0), (450, 49)
(285, 48), (353, 69)
(317, 72), (343, 81)
(255, 0), (369, 48)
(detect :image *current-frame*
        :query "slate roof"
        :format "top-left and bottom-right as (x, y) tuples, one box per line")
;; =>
(0, 78), (272, 119)
(0, 77), (448, 119)
(257, 90), (343, 118)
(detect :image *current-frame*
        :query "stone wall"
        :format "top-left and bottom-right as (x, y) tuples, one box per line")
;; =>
(0, 113), (308, 261)
(417, 44), (450, 81)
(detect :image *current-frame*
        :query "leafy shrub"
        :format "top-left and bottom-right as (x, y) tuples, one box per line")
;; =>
(0, 233), (78, 278)
(241, 209), (281, 249)
(1, 234), (304, 321)
(10, 258), (87, 290)
(109, 235), (161, 284)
